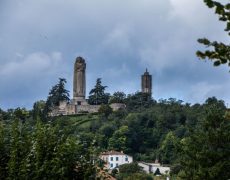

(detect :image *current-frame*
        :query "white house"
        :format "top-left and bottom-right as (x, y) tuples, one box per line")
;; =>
(100, 150), (133, 169)
(138, 162), (170, 175)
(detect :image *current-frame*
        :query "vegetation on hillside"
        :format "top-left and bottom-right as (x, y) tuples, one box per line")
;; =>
(1, 94), (229, 179)
(1, 1), (230, 179)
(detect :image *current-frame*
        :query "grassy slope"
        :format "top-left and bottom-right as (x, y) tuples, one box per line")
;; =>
(54, 113), (99, 129)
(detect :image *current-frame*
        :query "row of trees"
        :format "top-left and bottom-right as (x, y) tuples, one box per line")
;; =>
(0, 119), (96, 179)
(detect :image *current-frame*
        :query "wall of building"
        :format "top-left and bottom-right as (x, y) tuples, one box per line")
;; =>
(76, 105), (100, 113)
(138, 162), (152, 173)
(101, 154), (133, 169)
(138, 162), (170, 175)
(51, 100), (126, 116)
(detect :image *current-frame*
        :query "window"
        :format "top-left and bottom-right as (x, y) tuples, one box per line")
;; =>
(125, 157), (128, 161)
(116, 163), (118, 167)
(77, 101), (81, 105)
(110, 157), (113, 161)
(110, 163), (113, 168)
(116, 157), (119, 161)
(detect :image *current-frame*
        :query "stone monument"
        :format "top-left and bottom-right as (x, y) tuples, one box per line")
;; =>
(141, 69), (152, 96)
(73, 57), (86, 105)
(50, 56), (126, 116)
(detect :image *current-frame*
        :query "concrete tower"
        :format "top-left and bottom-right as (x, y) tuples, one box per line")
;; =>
(141, 68), (152, 95)
(73, 57), (86, 104)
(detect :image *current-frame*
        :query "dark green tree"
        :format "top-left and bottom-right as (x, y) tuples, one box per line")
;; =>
(88, 78), (110, 105)
(0, 119), (96, 179)
(204, 96), (226, 110)
(108, 125), (129, 151)
(0, 121), (8, 178)
(159, 131), (179, 164)
(98, 104), (113, 118)
(32, 100), (46, 120)
(111, 168), (118, 177)
(116, 162), (147, 180)
(119, 162), (143, 174)
(122, 173), (153, 180)
(44, 78), (70, 114)
(178, 103), (230, 180)
(197, 0), (230, 68)
(125, 92), (154, 111)
(109, 91), (126, 104)
(14, 107), (29, 122)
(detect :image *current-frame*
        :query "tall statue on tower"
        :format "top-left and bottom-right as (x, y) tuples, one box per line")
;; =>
(73, 57), (86, 103)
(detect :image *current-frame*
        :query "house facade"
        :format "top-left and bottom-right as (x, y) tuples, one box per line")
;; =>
(100, 151), (133, 169)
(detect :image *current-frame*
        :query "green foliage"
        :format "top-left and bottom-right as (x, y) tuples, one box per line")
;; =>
(1, 95), (228, 179)
(98, 104), (113, 118)
(88, 78), (110, 105)
(14, 107), (30, 122)
(44, 78), (70, 114)
(197, 0), (230, 68)
(117, 163), (150, 180)
(0, 119), (96, 179)
(178, 103), (230, 180)
(119, 162), (143, 174)
(109, 91), (126, 104)
(0, 121), (8, 178)
(125, 92), (155, 112)
(109, 126), (129, 151)
(32, 100), (46, 120)
(159, 131), (179, 164)
(111, 168), (118, 177)
(120, 173), (153, 180)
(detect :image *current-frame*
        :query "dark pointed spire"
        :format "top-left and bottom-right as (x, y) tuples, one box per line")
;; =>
(144, 68), (149, 75)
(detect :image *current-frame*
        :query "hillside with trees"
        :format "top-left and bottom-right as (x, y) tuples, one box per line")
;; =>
(0, 0), (230, 179)
(0, 90), (229, 179)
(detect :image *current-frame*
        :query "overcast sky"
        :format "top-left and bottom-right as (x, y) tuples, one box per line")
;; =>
(0, 0), (229, 110)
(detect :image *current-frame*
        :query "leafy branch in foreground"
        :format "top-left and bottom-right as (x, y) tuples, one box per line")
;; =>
(197, 0), (230, 68)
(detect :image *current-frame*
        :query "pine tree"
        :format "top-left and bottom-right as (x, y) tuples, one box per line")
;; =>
(44, 78), (70, 115)
(88, 78), (110, 105)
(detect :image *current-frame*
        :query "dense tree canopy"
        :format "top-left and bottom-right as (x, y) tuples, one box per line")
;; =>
(109, 91), (126, 104)
(1, 91), (229, 179)
(125, 92), (155, 112)
(178, 103), (230, 179)
(0, 119), (96, 179)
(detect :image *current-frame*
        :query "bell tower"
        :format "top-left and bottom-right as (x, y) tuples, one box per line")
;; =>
(141, 68), (152, 96)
